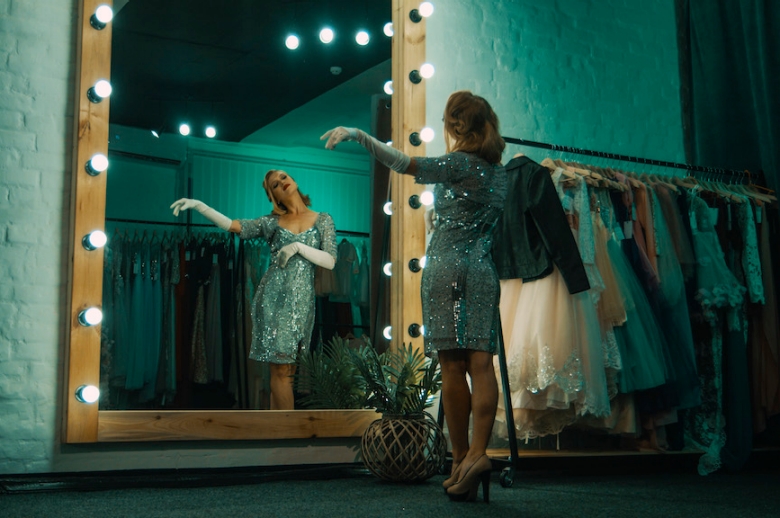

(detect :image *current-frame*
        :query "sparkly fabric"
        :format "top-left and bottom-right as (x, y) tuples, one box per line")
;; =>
(414, 152), (507, 355)
(238, 212), (337, 364)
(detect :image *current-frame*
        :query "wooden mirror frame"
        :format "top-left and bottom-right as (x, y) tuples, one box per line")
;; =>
(64, 0), (427, 443)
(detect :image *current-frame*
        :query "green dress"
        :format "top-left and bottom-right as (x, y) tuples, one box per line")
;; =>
(415, 152), (507, 355)
(239, 212), (337, 363)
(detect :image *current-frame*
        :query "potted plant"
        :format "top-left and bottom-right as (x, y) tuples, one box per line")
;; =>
(349, 342), (446, 482)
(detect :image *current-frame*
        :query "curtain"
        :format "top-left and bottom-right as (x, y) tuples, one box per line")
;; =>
(677, 0), (780, 191)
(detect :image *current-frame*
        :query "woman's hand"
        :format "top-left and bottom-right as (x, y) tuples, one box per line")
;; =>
(277, 242), (301, 268)
(170, 198), (204, 216)
(320, 127), (359, 150)
(170, 198), (233, 231)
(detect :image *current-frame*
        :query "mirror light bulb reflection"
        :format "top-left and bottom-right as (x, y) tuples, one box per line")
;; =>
(285, 35), (300, 50)
(179, 124), (191, 136)
(420, 190), (434, 206)
(78, 307), (103, 327)
(383, 326), (393, 340)
(205, 126), (217, 138)
(383, 262), (392, 277)
(356, 31), (370, 46)
(383, 22), (394, 37)
(419, 2), (435, 17)
(420, 63), (435, 79)
(383, 202), (393, 215)
(82, 230), (107, 251)
(319, 28), (334, 43)
(383, 80), (393, 95)
(75, 384), (100, 404)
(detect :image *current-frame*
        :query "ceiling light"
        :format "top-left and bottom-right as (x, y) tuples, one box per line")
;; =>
(319, 28), (334, 43)
(383, 80), (393, 95)
(205, 126), (216, 138)
(383, 22), (394, 37)
(356, 31), (369, 46)
(285, 35), (300, 50)
(179, 124), (191, 136)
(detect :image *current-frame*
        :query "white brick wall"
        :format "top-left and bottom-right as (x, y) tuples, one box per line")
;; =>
(426, 0), (685, 165)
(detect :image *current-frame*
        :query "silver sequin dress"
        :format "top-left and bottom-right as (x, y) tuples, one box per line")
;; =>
(238, 212), (337, 364)
(415, 152), (507, 355)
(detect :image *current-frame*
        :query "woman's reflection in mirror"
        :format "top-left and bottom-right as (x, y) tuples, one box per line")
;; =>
(170, 169), (337, 410)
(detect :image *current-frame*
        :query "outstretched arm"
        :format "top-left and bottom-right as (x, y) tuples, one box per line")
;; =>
(321, 126), (417, 175)
(170, 198), (241, 232)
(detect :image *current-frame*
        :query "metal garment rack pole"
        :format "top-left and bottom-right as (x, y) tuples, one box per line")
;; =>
(503, 136), (762, 180)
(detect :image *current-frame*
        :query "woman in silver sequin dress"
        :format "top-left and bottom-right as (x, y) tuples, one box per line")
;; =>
(322, 91), (507, 503)
(170, 170), (337, 410)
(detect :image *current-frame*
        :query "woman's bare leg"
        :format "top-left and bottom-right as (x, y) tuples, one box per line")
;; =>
(459, 350), (498, 468)
(269, 363), (297, 410)
(438, 349), (472, 471)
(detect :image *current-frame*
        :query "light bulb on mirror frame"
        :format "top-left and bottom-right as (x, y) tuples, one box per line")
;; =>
(75, 384), (100, 404)
(420, 63), (435, 79)
(86, 79), (112, 103)
(420, 127), (435, 143)
(90, 4), (113, 30)
(420, 190), (434, 206)
(82, 230), (107, 251)
(383, 202), (393, 215)
(383, 262), (392, 277)
(383, 326), (393, 340)
(85, 153), (108, 176)
(419, 255), (427, 269)
(419, 2), (435, 18)
(78, 307), (103, 327)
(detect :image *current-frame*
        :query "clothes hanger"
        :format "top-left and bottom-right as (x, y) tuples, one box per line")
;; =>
(541, 157), (578, 180)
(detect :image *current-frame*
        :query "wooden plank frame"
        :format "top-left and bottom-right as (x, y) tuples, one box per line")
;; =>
(64, 0), (426, 443)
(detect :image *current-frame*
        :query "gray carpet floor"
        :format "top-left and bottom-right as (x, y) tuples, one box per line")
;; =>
(2, 467), (779, 518)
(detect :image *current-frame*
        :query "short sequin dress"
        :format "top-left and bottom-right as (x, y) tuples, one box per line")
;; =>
(238, 212), (337, 364)
(415, 152), (507, 355)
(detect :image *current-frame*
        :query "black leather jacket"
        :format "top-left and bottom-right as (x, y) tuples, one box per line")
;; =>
(492, 156), (590, 294)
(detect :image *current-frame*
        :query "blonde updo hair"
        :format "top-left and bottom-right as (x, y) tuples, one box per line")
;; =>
(443, 90), (505, 164)
(262, 169), (312, 216)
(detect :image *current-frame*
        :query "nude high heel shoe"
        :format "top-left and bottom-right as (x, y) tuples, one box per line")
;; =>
(442, 459), (464, 492)
(445, 455), (492, 503)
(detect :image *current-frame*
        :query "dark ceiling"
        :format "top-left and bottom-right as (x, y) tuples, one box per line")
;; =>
(110, 0), (392, 142)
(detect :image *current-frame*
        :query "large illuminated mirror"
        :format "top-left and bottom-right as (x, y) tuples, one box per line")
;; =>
(66, 0), (426, 442)
(100, 0), (391, 412)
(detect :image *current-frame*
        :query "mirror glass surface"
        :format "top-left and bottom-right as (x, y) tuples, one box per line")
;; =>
(100, 0), (391, 411)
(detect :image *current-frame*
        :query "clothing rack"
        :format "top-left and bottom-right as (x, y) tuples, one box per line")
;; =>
(106, 218), (371, 238)
(503, 137), (764, 182)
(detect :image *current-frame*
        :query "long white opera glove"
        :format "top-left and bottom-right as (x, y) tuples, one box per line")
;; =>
(321, 126), (411, 173)
(277, 242), (336, 270)
(170, 198), (232, 231)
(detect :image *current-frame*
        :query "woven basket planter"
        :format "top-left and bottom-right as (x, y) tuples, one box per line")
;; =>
(360, 412), (446, 482)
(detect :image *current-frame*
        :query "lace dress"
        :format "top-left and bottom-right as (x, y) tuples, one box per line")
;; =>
(683, 192), (746, 475)
(239, 213), (337, 364)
